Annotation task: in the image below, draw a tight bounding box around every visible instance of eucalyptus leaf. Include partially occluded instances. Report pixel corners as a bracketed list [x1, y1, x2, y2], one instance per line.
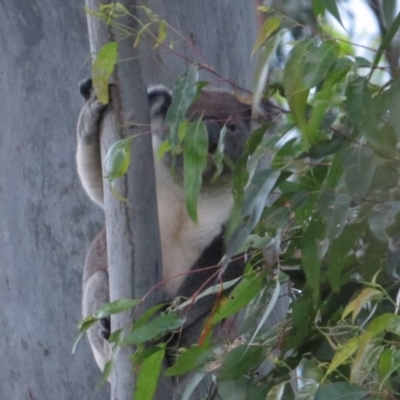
[183, 119, 208, 223]
[303, 40, 340, 89]
[301, 213, 325, 304]
[217, 344, 263, 381]
[92, 42, 118, 104]
[283, 40, 313, 142]
[219, 379, 248, 400]
[314, 382, 369, 400]
[135, 346, 165, 400]
[318, 192, 351, 240]
[253, 30, 284, 114]
[341, 146, 375, 198]
[123, 314, 185, 345]
[93, 298, 139, 319]
[165, 345, 210, 377]
[166, 65, 199, 151]
[212, 271, 263, 325]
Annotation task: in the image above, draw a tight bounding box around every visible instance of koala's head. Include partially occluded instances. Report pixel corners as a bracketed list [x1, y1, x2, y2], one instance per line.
[148, 85, 279, 183]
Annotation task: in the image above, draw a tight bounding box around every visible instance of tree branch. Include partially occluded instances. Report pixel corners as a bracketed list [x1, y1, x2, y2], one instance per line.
[83, 1, 167, 398]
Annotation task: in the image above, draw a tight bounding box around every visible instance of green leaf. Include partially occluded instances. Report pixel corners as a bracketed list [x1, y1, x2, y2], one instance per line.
[283, 40, 313, 144]
[217, 344, 264, 381]
[232, 125, 268, 204]
[132, 303, 166, 330]
[284, 290, 315, 350]
[134, 22, 152, 47]
[302, 213, 325, 304]
[322, 0, 344, 28]
[382, 0, 397, 26]
[96, 360, 113, 391]
[324, 337, 360, 379]
[388, 78, 400, 142]
[346, 77, 378, 143]
[318, 192, 351, 240]
[72, 316, 97, 353]
[226, 169, 280, 263]
[325, 57, 353, 86]
[296, 382, 319, 400]
[166, 65, 199, 151]
[93, 298, 139, 319]
[377, 348, 393, 383]
[92, 42, 118, 104]
[370, 11, 400, 78]
[252, 17, 281, 56]
[249, 279, 280, 343]
[327, 220, 367, 291]
[341, 146, 375, 198]
[303, 40, 340, 89]
[265, 382, 286, 400]
[384, 314, 400, 336]
[368, 163, 399, 202]
[314, 382, 369, 400]
[342, 288, 383, 322]
[307, 133, 346, 160]
[154, 20, 167, 48]
[361, 232, 387, 280]
[123, 314, 185, 345]
[135, 346, 165, 400]
[183, 119, 208, 223]
[104, 137, 133, 180]
[365, 313, 397, 336]
[368, 201, 400, 246]
[253, 30, 284, 113]
[212, 271, 263, 325]
[181, 373, 207, 400]
[219, 379, 248, 400]
[165, 345, 209, 376]
[311, 0, 325, 17]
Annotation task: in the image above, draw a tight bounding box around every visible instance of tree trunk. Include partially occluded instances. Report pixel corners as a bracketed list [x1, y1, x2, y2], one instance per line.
[0, 0, 109, 398]
[0, 1, 290, 399]
[84, 0, 166, 398]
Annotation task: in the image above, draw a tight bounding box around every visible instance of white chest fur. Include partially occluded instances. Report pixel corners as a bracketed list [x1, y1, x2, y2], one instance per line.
[154, 152, 233, 296]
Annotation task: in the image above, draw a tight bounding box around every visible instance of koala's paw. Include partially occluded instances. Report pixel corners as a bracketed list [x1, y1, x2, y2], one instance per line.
[98, 316, 111, 340]
[77, 79, 108, 141]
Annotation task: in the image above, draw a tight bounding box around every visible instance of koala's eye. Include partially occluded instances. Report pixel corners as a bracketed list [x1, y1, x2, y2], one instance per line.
[226, 122, 237, 132]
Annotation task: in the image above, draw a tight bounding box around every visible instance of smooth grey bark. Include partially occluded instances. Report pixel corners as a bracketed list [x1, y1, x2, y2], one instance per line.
[0, 1, 290, 399]
[0, 0, 109, 399]
[83, 1, 165, 398]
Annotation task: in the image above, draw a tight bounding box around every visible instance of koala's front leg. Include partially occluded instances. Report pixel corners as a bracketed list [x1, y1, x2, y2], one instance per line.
[76, 79, 107, 208]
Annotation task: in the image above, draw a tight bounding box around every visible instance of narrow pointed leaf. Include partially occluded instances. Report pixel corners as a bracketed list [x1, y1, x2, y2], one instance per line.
[183, 119, 208, 223]
[92, 42, 118, 104]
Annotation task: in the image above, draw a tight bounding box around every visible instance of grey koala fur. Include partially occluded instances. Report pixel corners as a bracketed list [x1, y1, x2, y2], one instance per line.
[76, 78, 278, 372]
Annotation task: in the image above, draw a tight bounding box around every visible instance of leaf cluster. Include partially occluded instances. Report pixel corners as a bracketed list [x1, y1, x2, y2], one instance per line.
[80, 1, 400, 399]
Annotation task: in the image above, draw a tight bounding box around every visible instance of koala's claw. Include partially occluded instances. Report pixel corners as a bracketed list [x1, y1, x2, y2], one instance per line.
[79, 78, 93, 100]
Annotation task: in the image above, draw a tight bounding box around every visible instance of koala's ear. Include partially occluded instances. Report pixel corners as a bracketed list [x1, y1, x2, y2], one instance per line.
[79, 79, 93, 100]
[147, 85, 172, 120]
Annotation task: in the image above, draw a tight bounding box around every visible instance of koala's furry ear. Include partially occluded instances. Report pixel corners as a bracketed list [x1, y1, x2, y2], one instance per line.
[79, 79, 93, 100]
[147, 85, 172, 119]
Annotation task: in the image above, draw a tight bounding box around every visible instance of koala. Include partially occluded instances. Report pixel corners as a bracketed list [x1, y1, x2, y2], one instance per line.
[77, 78, 278, 372]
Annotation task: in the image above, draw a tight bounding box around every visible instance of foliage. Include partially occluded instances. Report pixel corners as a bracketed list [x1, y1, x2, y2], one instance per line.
[81, 1, 400, 399]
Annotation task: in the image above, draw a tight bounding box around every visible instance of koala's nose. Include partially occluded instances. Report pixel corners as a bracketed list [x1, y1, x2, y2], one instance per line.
[205, 120, 221, 153]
